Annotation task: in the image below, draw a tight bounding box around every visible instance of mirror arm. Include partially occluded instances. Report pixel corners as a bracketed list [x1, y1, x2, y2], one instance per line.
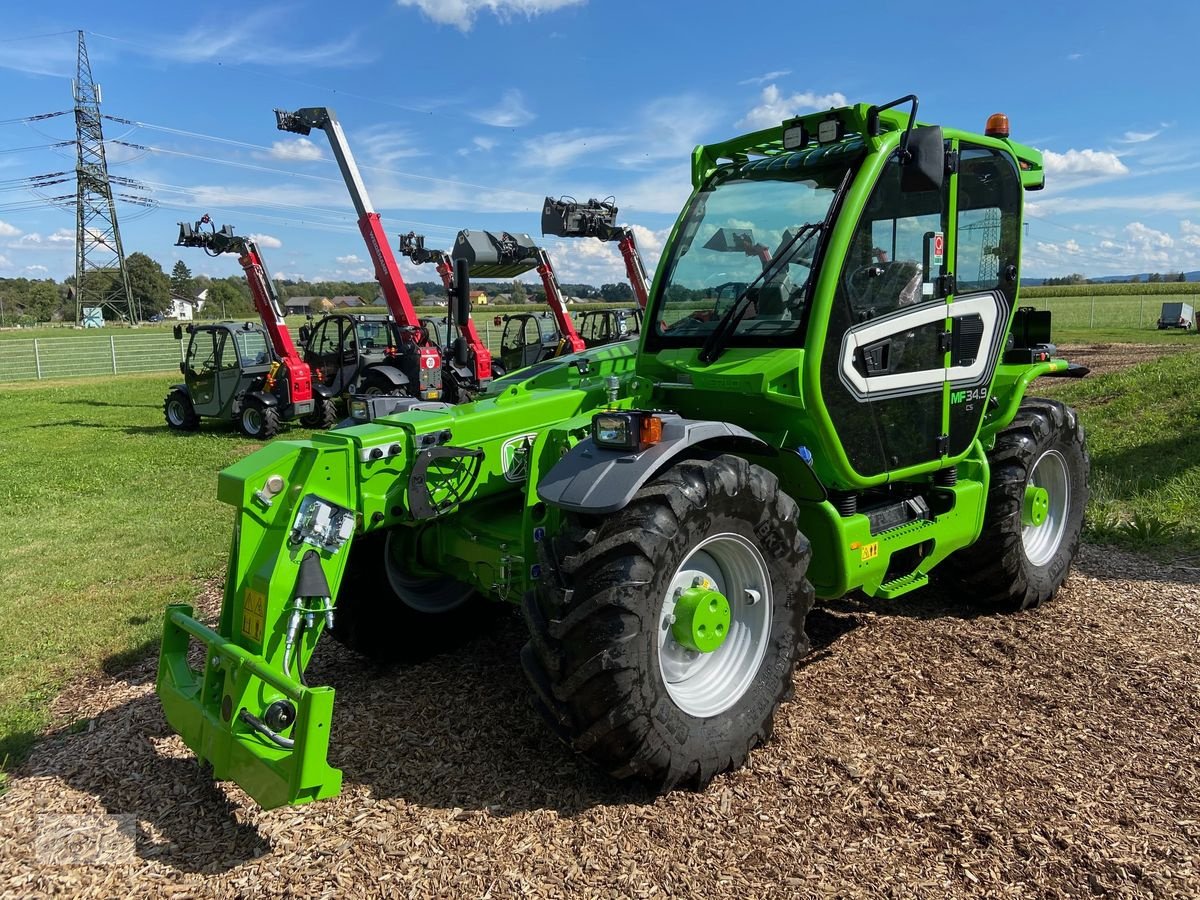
[867, 94, 920, 157]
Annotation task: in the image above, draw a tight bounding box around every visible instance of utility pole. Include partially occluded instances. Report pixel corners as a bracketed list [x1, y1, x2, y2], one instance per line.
[72, 30, 136, 325]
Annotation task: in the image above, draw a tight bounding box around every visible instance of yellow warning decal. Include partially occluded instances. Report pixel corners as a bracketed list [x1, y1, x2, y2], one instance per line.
[860, 542, 879, 562]
[242, 588, 267, 643]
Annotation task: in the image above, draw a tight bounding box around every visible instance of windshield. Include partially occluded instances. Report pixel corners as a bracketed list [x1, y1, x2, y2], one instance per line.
[653, 161, 853, 344]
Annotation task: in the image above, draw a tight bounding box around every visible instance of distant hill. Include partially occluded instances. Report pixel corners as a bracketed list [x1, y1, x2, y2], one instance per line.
[1024, 271, 1200, 285]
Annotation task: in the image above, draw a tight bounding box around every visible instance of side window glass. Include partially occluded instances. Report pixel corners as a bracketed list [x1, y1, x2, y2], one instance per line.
[216, 332, 238, 371]
[316, 320, 340, 355]
[187, 331, 218, 373]
[843, 157, 944, 319]
[956, 145, 1022, 295]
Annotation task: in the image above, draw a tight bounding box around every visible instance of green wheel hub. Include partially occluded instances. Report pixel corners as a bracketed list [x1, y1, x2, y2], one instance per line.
[671, 579, 732, 653]
[1023, 484, 1050, 527]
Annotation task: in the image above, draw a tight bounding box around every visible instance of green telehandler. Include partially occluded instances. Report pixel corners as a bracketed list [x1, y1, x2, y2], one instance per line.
[158, 97, 1090, 809]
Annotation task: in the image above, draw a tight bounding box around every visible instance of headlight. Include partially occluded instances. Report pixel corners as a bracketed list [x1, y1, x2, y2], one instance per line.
[349, 398, 369, 421]
[592, 411, 663, 452]
[291, 495, 356, 551]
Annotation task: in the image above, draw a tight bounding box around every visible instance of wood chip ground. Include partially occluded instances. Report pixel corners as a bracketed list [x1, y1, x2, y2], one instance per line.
[2, 545, 1197, 898]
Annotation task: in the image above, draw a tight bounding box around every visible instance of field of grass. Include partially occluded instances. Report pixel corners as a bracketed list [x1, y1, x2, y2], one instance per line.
[0, 374, 309, 769]
[1, 348, 1197, 780]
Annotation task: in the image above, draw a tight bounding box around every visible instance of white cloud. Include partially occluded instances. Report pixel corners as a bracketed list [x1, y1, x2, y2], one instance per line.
[523, 129, 627, 169]
[0, 254, 12, 268]
[47, 229, 73, 243]
[473, 136, 497, 152]
[0, 220, 22, 238]
[1119, 129, 1161, 144]
[1066, 52, 1083, 62]
[249, 233, 283, 248]
[1125, 221, 1173, 249]
[268, 138, 324, 162]
[1180, 219, 1200, 236]
[738, 86, 848, 130]
[353, 126, 424, 167]
[738, 70, 792, 86]
[336, 254, 362, 265]
[8, 229, 73, 250]
[1040, 148, 1129, 178]
[471, 89, 535, 128]
[152, 13, 364, 68]
[24, 264, 49, 274]
[396, 0, 586, 31]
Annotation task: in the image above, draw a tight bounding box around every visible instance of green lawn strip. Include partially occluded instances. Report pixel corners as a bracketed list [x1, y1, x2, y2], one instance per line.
[1042, 349, 1200, 554]
[0, 373, 301, 766]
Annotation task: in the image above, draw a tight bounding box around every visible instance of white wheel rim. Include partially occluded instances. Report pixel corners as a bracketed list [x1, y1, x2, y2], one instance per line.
[383, 531, 472, 614]
[167, 399, 186, 425]
[243, 407, 263, 434]
[657, 533, 772, 719]
[1023, 448, 1070, 567]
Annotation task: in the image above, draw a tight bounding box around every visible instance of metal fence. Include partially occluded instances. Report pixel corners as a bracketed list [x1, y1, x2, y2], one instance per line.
[0, 333, 183, 383]
[1020, 294, 1200, 331]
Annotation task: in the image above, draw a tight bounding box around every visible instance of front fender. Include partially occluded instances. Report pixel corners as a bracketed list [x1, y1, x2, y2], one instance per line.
[537, 417, 771, 514]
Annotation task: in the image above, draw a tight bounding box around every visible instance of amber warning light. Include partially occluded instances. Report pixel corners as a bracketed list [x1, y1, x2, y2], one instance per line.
[985, 113, 1011, 139]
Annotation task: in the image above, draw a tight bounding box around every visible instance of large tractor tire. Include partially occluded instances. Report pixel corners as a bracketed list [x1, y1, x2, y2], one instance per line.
[238, 398, 281, 440]
[941, 398, 1088, 612]
[301, 397, 338, 430]
[523, 454, 814, 790]
[329, 531, 486, 663]
[163, 389, 199, 432]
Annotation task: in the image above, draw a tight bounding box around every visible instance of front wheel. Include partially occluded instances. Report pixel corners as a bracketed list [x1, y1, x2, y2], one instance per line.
[523, 454, 814, 789]
[163, 389, 199, 431]
[300, 397, 337, 430]
[359, 370, 406, 398]
[238, 398, 281, 440]
[940, 398, 1088, 611]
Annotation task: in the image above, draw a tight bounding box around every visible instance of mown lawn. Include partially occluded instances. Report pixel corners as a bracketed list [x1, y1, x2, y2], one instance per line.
[1, 349, 1197, 778]
[0, 374, 315, 770]
[1045, 349, 1200, 554]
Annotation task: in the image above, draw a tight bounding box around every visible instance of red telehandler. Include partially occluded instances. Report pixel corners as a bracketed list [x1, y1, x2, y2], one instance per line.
[275, 106, 443, 402]
[541, 196, 650, 346]
[166, 218, 336, 438]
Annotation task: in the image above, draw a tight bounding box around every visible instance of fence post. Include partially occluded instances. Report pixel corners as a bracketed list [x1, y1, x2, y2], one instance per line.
[33, 339, 42, 379]
[110, 335, 118, 374]
[1089, 295, 1096, 329]
[1139, 296, 1144, 328]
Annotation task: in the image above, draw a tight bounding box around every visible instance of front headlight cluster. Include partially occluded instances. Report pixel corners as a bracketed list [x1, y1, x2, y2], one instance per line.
[591, 411, 664, 452]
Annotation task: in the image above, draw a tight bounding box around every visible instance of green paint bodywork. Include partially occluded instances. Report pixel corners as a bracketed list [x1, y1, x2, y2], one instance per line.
[157, 100, 1066, 809]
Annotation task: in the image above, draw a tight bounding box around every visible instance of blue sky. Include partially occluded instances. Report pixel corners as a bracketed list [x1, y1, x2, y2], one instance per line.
[1, 0, 1197, 287]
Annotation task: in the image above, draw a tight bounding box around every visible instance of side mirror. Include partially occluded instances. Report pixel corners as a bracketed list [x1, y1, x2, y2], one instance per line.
[453, 257, 472, 325]
[493, 315, 503, 327]
[179, 361, 186, 375]
[901, 126, 944, 193]
[298, 324, 311, 344]
[703, 227, 756, 253]
[172, 324, 182, 340]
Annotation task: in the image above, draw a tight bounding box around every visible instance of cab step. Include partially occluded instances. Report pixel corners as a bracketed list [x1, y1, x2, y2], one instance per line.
[875, 570, 929, 599]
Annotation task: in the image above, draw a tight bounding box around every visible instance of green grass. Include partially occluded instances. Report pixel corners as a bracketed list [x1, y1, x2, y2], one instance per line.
[1045, 349, 1200, 555]
[1025, 293, 1199, 333]
[0, 374, 302, 766]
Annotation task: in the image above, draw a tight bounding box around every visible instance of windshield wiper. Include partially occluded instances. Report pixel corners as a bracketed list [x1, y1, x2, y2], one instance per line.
[698, 222, 822, 365]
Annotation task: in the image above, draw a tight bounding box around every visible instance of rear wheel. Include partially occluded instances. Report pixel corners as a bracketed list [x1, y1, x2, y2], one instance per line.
[329, 531, 485, 663]
[238, 398, 281, 440]
[360, 370, 406, 398]
[523, 454, 814, 789]
[163, 389, 199, 431]
[300, 397, 337, 430]
[940, 398, 1088, 611]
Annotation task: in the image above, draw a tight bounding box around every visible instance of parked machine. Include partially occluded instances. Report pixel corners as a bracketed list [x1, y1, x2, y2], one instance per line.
[542, 195, 648, 347]
[159, 97, 1093, 810]
[165, 218, 334, 438]
[452, 229, 586, 369]
[397, 231, 494, 403]
[1157, 301, 1195, 330]
[275, 107, 442, 402]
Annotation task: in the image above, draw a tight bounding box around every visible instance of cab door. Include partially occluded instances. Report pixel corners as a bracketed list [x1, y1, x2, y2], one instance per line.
[306, 316, 344, 390]
[214, 330, 244, 413]
[945, 143, 1023, 456]
[819, 151, 952, 478]
[184, 329, 219, 414]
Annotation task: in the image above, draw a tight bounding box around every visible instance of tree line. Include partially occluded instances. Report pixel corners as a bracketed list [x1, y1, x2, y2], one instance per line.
[1039, 272, 1190, 286]
[0, 254, 638, 326]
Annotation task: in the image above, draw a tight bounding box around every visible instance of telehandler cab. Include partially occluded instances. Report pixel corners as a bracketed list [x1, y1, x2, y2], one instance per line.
[166, 218, 334, 438]
[159, 97, 1091, 809]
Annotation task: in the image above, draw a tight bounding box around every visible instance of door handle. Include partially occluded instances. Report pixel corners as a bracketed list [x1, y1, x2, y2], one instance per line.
[855, 339, 891, 376]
